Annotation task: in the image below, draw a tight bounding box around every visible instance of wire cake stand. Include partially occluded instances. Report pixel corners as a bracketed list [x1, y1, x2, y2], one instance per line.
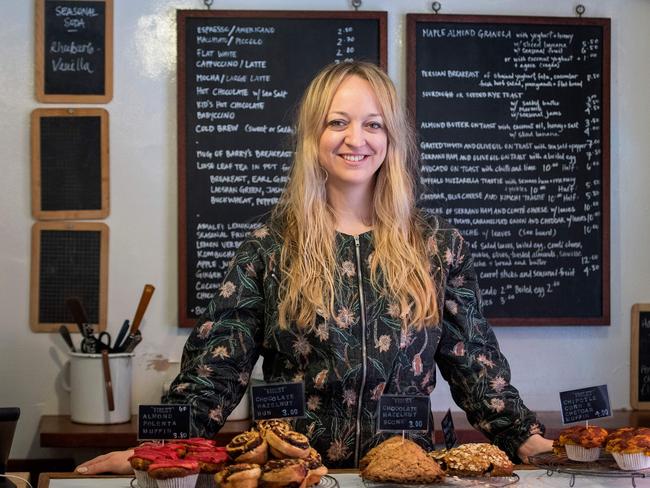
[531, 452, 650, 487]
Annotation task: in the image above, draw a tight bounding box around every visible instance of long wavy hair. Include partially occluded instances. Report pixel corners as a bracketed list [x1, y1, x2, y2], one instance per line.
[272, 61, 440, 331]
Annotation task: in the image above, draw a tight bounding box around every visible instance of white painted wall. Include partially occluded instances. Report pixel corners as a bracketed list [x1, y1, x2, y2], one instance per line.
[1, 0, 648, 460]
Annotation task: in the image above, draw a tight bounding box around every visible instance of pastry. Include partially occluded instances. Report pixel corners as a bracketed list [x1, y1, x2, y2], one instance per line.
[129, 445, 180, 488]
[260, 458, 308, 488]
[227, 430, 269, 464]
[214, 463, 262, 488]
[302, 448, 328, 486]
[429, 443, 514, 476]
[265, 428, 310, 459]
[148, 459, 200, 488]
[557, 425, 608, 462]
[606, 427, 650, 470]
[254, 419, 292, 437]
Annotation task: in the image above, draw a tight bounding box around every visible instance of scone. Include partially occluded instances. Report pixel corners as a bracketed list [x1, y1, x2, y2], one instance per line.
[361, 436, 445, 484]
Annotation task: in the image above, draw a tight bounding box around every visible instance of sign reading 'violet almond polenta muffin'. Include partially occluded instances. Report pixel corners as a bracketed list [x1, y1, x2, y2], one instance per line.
[138, 404, 191, 441]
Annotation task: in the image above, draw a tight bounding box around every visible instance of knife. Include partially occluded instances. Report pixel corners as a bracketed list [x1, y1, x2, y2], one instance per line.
[113, 319, 130, 352]
[66, 297, 97, 353]
[58, 325, 76, 352]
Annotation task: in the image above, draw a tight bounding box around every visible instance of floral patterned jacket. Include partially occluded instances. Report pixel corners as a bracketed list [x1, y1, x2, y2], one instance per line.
[165, 213, 544, 468]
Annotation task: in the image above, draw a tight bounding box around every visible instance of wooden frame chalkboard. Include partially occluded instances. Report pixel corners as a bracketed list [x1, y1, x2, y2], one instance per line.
[31, 108, 109, 220]
[30, 221, 109, 332]
[177, 10, 387, 327]
[631, 304, 650, 409]
[407, 14, 610, 326]
[35, 0, 113, 103]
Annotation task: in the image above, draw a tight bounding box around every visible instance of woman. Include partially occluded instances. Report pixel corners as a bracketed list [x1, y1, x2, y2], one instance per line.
[77, 61, 552, 474]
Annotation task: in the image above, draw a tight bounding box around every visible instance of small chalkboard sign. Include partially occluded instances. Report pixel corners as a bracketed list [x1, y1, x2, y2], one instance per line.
[138, 404, 191, 441]
[631, 304, 650, 409]
[35, 0, 113, 103]
[31, 108, 109, 220]
[440, 408, 457, 449]
[377, 395, 430, 432]
[251, 381, 305, 420]
[559, 385, 611, 424]
[30, 221, 108, 332]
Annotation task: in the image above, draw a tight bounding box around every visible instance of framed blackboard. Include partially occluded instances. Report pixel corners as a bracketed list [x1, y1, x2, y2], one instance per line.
[30, 221, 108, 332]
[35, 0, 113, 103]
[177, 10, 387, 327]
[407, 15, 610, 325]
[631, 304, 650, 409]
[31, 108, 109, 220]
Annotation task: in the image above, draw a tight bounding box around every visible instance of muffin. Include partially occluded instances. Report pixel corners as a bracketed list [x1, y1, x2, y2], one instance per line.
[129, 445, 181, 488]
[557, 425, 608, 462]
[606, 427, 650, 470]
[186, 448, 229, 488]
[148, 459, 200, 488]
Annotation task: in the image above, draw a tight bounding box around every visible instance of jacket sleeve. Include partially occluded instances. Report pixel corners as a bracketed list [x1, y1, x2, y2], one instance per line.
[164, 237, 266, 437]
[433, 229, 545, 461]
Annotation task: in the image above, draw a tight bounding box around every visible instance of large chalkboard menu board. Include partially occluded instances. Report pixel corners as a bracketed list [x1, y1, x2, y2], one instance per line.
[35, 0, 113, 103]
[407, 15, 610, 325]
[631, 304, 650, 409]
[178, 10, 386, 326]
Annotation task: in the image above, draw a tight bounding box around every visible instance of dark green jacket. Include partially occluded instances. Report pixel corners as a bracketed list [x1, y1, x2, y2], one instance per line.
[166, 213, 544, 468]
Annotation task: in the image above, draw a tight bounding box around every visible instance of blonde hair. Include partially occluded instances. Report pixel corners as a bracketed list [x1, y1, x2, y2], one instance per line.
[272, 61, 440, 331]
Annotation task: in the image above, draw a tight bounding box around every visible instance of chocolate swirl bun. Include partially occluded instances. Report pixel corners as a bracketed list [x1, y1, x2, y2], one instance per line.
[227, 430, 268, 464]
[303, 448, 328, 486]
[266, 428, 310, 459]
[254, 419, 292, 437]
[215, 463, 261, 488]
[260, 458, 308, 488]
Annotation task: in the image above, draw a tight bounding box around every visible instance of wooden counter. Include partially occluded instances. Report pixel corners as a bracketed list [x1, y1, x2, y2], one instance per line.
[39, 410, 650, 448]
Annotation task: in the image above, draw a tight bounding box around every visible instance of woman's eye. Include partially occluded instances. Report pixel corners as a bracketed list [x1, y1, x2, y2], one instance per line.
[327, 119, 346, 127]
[367, 121, 383, 130]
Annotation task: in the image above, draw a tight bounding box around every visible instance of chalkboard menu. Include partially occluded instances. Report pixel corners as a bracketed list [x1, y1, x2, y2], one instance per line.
[35, 0, 113, 103]
[559, 384, 611, 424]
[178, 10, 387, 326]
[30, 221, 108, 332]
[407, 15, 610, 325]
[631, 304, 650, 409]
[31, 108, 109, 220]
[138, 404, 191, 441]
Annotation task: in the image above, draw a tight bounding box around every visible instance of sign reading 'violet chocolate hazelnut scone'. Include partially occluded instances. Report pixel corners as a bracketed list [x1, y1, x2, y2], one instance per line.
[251, 381, 305, 420]
[377, 394, 430, 432]
[138, 404, 191, 440]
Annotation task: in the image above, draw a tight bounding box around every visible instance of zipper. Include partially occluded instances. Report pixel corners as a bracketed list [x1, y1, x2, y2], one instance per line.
[353, 235, 368, 466]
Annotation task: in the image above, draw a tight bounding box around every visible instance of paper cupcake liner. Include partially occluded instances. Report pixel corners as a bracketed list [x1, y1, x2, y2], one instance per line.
[612, 452, 650, 471]
[195, 473, 217, 488]
[133, 469, 158, 488]
[155, 473, 199, 488]
[565, 444, 601, 462]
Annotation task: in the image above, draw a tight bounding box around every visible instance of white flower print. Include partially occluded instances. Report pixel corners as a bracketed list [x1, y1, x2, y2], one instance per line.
[489, 398, 505, 413]
[197, 364, 213, 378]
[427, 235, 437, 254]
[400, 328, 413, 349]
[245, 262, 256, 277]
[449, 275, 466, 288]
[445, 299, 459, 315]
[529, 423, 543, 436]
[327, 439, 350, 462]
[197, 321, 214, 339]
[314, 323, 329, 342]
[174, 382, 190, 393]
[252, 226, 269, 239]
[387, 302, 401, 318]
[211, 346, 229, 359]
[444, 248, 454, 265]
[490, 376, 507, 393]
[314, 369, 328, 389]
[476, 354, 496, 368]
[375, 334, 391, 353]
[209, 406, 223, 422]
[452, 341, 465, 357]
[292, 372, 305, 382]
[341, 260, 355, 277]
[293, 336, 312, 357]
[307, 395, 321, 411]
[219, 281, 236, 298]
[238, 371, 250, 386]
[342, 389, 357, 408]
[371, 382, 386, 401]
[335, 308, 355, 329]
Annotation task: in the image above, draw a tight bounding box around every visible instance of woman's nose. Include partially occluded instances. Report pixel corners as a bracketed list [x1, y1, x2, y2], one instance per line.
[344, 124, 365, 147]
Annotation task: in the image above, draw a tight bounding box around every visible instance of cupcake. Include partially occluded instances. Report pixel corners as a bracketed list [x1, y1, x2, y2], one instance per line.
[557, 425, 608, 462]
[606, 427, 650, 470]
[129, 445, 181, 488]
[148, 459, 200, 488]
[186, 448, 229, 488]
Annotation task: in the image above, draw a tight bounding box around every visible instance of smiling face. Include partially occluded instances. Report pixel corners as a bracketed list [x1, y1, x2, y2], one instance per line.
[318, 75, 388, 196]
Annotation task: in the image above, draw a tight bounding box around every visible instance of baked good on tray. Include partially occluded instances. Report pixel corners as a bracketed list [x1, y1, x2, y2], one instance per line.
[227, 430, 269, 464]
[606, 427, 650, 470]
[556, 425, 608, 462]
[429, 443, 514, 476]
[260, 458, 308, 488]
[360, 436, 445, 484]
[148, 459, 200, 488]
[214, 463, 262, 488]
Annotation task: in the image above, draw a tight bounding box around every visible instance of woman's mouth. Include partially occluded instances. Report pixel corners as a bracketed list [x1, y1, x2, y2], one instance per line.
[339, 154, 369, 163]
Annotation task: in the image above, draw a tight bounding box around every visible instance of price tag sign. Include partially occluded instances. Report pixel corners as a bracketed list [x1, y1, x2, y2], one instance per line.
[377, 395, 430, 432]
[440, 409, 457, 449]
[251, 381, 305, 420]
[138, 404, 191, 440]
[560, 384, 611, 424]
